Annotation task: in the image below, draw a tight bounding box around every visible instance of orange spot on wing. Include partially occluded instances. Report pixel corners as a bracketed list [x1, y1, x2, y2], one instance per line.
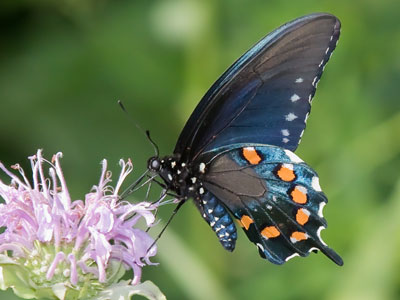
[296, 208, 310, 225]
[291, 186, 308, 204]
[242, 147, 262, 165]
[277, 165, 296, 181]
[291, 231, 308, 242]
[261, 226, 280, 239]
[240, 215, 254, 230]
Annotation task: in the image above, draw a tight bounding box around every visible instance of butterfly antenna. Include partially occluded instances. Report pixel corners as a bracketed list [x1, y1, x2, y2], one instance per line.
[146, 199, 185, 254]
[118, 100, 160, 157]
[145, 130, 159, 157]
[118, 100, 147, 136]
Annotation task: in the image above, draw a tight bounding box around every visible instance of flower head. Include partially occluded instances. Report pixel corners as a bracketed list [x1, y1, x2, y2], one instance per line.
[0, 150, 164, 299]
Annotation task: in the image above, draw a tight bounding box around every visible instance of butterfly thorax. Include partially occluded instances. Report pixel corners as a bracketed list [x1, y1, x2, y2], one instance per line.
[148, 155, 206, 200]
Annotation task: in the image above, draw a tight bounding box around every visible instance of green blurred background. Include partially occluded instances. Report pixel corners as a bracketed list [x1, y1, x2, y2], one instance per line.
[1, 0, 400, 299]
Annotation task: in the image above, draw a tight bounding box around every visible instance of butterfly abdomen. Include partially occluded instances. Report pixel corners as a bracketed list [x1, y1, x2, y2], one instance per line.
[196, 191, 237, 251]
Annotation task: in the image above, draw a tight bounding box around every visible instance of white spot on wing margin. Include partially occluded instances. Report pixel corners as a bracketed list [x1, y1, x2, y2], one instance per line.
[312, 176, 322, 191]
[284, 149, 303, 163]
[318, 202, 326, 218]
[317, 226, 327, 246]
[285, 253, 300, 262]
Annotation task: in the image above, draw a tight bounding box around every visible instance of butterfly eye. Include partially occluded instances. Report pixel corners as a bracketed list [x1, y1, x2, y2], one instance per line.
[148, 157, 161, 171]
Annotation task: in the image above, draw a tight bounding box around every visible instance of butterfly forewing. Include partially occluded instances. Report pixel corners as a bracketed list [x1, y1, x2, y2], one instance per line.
[200, 145, 343, 265]
[175, 13, 340, 161]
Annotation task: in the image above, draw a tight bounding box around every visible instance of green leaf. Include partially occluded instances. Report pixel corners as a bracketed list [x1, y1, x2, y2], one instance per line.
[0, 255, 38, 299]
[93, 280, 166, 300]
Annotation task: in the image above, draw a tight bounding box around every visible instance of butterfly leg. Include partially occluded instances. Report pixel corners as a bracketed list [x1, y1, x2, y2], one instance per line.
[146, 199, 186, 254]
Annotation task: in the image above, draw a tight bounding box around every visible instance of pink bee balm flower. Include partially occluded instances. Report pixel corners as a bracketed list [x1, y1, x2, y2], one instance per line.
[0, 150, 165, 300]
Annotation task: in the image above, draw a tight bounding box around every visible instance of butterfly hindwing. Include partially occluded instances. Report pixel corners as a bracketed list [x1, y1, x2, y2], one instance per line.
[200, 144, 343, 265]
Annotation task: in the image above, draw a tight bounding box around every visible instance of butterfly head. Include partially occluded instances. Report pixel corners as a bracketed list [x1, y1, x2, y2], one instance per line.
[147, 155, 179, 187]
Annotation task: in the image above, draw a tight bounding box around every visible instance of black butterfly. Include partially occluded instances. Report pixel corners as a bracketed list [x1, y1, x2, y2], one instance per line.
[147, 13, 343, 265]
